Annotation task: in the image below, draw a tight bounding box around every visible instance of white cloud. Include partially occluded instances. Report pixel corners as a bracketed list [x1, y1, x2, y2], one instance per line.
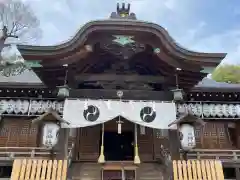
[181, 28, 240, 64]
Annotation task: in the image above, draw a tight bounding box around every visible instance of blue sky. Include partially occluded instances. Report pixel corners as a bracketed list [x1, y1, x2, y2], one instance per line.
[1, 0, 240, 83]
[20, 0, 240, 65]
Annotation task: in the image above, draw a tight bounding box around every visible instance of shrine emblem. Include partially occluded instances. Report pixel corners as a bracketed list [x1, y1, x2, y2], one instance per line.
[42, 123, 60, 148]
[140, 106, 156, 123]
[83, 105, 100, 122]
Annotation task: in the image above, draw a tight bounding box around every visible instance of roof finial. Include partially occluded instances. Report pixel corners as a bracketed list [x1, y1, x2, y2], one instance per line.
[110, 3, 136, 20]
[117, 3, 130, 17]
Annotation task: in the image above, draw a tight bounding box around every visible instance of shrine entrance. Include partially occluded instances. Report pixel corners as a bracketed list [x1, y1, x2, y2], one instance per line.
[104, 131, 134, 161]
[103, 118, 134, 161]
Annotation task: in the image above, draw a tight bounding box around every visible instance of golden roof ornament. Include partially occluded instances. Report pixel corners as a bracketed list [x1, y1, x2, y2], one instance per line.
[110, 3, 137, 20]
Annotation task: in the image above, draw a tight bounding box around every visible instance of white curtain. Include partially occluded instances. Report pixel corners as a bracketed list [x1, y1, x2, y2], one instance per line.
[62, 99, 177, 129]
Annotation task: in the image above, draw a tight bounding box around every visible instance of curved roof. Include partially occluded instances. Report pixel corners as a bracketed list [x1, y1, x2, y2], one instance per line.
[17, 19, 226, 62]
[12, 4, 228, 89]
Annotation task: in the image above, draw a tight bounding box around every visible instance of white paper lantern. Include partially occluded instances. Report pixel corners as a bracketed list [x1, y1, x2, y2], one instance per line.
[179, 124, 196, 151]
[172, 89, 184, 101]
[57, 85, 70, 98]
[42, 123, 60, 148]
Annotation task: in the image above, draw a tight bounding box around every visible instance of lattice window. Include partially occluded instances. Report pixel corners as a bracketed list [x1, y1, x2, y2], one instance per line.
[0, 127, 9, 137]
[194, 126, 202, 148]
[29, 127, 37, 134]
[20, 128, 28, 135]
[217, 123, 229, 149]
[155, 129, 168, 139]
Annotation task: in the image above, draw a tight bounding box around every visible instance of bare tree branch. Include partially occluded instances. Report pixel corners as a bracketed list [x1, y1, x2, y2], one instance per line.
[0, 0, 42, 45]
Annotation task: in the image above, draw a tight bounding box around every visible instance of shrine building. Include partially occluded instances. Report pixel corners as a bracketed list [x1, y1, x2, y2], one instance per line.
[0, 3, 240, 180]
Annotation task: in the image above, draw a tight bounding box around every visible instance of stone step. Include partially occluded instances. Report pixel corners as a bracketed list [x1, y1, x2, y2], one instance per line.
[68, 162, 168, 180]
[137, 163, 165, 180]
[68, 162, 101, 180]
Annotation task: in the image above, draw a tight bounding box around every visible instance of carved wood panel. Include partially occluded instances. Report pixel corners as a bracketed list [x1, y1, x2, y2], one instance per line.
[0, 118, 38, 147]
[195, 122, 231, 149]
[138, 127, 154, 161]
[75, 125, 100, 161]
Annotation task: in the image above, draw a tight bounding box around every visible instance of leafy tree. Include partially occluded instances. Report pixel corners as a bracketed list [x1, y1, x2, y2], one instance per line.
[0, 0, 42, 44]
[211, 64, 240, 84]
[0, 0, 41, 75]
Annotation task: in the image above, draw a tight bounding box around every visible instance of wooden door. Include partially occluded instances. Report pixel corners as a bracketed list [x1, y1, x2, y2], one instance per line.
[153, 129, 169, 160]
[75, 125, 100, 161]
[138, 127, 154, 162]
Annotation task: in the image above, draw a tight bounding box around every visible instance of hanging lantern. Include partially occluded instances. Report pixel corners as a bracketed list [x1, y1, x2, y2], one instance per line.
[57, 85, 70, 98]
[172, 88, 184, 101]
[172, 68, 184, 101]
[179, 123, 196, 151]
[42, 123, 60, 148]
[57, 64, 69, 98]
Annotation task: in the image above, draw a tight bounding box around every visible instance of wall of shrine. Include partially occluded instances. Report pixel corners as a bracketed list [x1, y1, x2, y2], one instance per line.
[194, 122, 234, 149]
[0, 118, 38, 147]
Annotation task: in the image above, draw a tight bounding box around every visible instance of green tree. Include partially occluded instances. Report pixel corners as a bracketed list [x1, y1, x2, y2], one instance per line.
[211, 65, 240, 83]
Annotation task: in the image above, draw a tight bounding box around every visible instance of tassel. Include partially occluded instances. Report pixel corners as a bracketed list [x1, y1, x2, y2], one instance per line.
[98, 123, 105, 164]
[134, 124, 141, 164]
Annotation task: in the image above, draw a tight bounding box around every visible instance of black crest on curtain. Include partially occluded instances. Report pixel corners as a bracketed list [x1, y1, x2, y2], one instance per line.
[83, 105, 100, 121]
[140, 106, 156, 123]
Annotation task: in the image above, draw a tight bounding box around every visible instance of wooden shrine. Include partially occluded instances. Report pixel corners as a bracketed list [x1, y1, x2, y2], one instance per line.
[0, 2, 238, 180]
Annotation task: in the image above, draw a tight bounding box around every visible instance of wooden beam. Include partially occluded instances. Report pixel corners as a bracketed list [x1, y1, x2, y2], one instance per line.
[73, 74, 166, 83]
[69, 89, 173, 101]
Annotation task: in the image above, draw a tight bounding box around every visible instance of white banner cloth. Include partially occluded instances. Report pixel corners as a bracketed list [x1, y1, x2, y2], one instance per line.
[62, 99, 176, 129]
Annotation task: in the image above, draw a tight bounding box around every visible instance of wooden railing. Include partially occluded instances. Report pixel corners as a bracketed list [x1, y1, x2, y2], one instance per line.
[0, 146, 75, 161]
[182, 149, 240, 162]
[10, 159, 68, 180]
[158, 145, 173, 180]
[173, 160, 224, 180]
[0, 147, 55, 160]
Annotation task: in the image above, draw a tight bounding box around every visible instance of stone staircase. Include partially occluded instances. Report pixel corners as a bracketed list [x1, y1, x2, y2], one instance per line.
[68, 162, 102, 180]
[137, 163, 166, 180]
[68, 162, 168, 180]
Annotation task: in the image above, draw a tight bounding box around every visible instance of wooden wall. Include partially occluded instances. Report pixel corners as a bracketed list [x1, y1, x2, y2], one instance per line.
[0, 118, 38, 147]
[138, 127, 154, 161]
[194, 122, 232, 149]
[74, 125, 100, 161]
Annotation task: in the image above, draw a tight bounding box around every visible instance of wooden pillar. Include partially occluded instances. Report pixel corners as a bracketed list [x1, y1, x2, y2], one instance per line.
[236, 168, 240, 180]
[56, 128, 69, 159]
[168, 129, 180, 160]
